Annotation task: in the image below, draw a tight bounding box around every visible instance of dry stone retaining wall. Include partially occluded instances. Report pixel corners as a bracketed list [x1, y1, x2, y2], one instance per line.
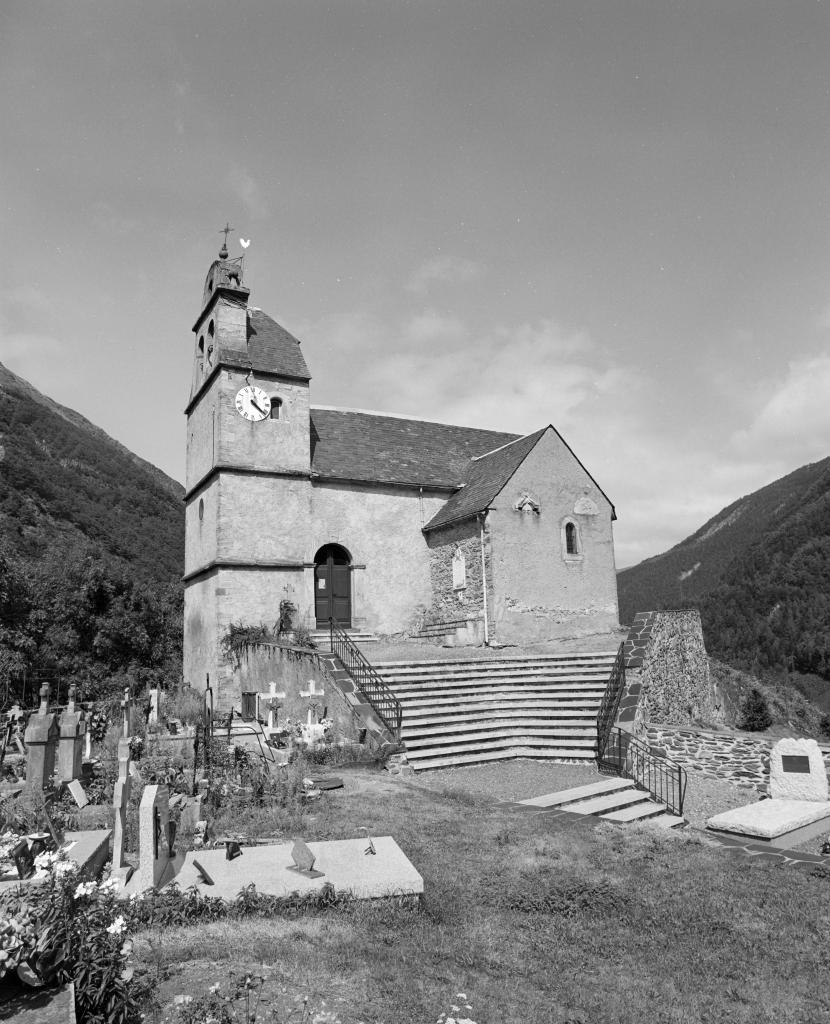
[644, 723, 830, 793]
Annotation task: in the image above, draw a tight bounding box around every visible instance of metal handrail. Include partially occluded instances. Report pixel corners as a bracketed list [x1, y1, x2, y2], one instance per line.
[598, 727, 687, 816]
[328, 618, 402, 741]
[595, 643, 626, 759]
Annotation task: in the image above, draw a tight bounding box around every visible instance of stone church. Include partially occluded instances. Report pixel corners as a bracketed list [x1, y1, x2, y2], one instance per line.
[183, 248, 620, 689]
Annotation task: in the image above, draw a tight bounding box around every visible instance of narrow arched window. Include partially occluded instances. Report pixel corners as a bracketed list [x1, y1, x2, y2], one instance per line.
[565, 522, 578, 555]
[270, 397, 283, 420]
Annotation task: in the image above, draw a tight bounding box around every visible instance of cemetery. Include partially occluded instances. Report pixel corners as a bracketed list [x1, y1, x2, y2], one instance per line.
[2, 616, 830, 1022]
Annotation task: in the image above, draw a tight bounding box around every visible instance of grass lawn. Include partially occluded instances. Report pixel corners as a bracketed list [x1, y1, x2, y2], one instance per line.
[136, 767, 830, 1024]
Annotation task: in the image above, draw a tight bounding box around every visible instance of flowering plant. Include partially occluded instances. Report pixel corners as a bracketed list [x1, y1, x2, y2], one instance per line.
[0, 858, 145, 1023]
[88, 708, 110, 744]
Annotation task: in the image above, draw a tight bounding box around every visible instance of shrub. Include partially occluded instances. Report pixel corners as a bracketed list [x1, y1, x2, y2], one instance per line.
[820, 714, 830, 740]
[740, 688, 773, 731]
[0, 854, 147, 1023]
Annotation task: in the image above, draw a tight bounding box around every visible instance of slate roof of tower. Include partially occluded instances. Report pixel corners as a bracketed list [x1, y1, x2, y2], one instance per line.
[423, 428, 548, 531]
[216, 309, 310, 381]
[309, 408, 521, 489]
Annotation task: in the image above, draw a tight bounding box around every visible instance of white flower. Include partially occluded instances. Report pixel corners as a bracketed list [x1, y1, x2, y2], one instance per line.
[106, 916, 126, 936]
[53, 860, 75, 876]
[98, 877, 120, 892]
[209, 983, 221, 993]
[74, 881, 96, 898]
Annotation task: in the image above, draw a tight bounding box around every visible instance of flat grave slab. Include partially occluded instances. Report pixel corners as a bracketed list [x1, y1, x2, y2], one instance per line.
[707, 798, 830, 848]
[172, 836, 423, 901]
[0, 829, 111, 893]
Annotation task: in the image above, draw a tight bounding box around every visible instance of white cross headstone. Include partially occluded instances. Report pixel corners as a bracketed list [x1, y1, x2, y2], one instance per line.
[299, 679, 323, 699]
[258, 681, 286, 733]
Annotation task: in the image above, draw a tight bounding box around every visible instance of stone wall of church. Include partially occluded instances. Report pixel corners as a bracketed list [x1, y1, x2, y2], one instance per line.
[309, 482, 448, 635]
[184, 477, 219, 574]
[186, 377, 219, 490]
[425, 519, 490, 637]
[183, 573, 219, 692]
[216, 474, 311, 564]
[217, 371, 311, 475]
[488, 429, 619, 643]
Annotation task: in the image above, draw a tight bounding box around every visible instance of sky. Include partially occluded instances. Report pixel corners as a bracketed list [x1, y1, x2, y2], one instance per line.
[1, 1, 828, 569]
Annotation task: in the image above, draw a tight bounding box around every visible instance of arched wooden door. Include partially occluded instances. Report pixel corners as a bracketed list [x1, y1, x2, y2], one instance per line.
[314, 544, 352, 628]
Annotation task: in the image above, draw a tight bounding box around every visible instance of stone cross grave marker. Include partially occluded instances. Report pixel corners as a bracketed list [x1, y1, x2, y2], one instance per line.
[58, 684, 86, 784]
[300, 679, 323, 700]
[769, 738, 829, 801]
[289, 837, 325, 878]
[111, 735, 133, 885]
[135, 784, 174, 892]
[258, 681, 286, 733]
[121, 688, 133, 739]
[24, 683, 59, 792]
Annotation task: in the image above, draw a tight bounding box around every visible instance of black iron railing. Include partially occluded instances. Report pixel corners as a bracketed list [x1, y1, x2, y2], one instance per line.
[329, 618, 402, 741]
[598, 727, 687, 817]
[595, 643, 627, 759]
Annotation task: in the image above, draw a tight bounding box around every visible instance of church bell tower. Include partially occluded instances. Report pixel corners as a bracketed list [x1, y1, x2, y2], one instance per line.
[182, 232, 313, 705]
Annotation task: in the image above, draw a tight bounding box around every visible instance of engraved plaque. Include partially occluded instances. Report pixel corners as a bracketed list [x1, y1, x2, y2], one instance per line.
[781, 755, 811, 774]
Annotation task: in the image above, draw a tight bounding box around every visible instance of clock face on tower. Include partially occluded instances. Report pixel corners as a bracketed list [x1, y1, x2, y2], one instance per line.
[235, 385, 271, 422]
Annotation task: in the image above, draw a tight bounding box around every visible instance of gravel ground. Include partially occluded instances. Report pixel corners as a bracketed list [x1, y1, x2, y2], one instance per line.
[408, 758, 766, 833]
[408, 759, 605, 802]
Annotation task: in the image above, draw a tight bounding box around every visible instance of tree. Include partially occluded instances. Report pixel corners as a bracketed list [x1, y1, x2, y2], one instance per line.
[740, 688, 773, 731]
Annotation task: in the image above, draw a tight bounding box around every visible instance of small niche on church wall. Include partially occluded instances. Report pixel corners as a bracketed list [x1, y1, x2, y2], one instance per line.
[452, 549, 467, 591]
[269, 397, 283, 421]
[198, 498, 204, 523]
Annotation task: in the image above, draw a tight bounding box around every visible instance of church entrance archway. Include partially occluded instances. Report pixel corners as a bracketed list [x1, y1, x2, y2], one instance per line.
[314, 544, 352, 628]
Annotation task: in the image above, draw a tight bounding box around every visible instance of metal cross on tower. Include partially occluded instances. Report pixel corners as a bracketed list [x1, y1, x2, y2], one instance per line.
[218, 222, 234, 258]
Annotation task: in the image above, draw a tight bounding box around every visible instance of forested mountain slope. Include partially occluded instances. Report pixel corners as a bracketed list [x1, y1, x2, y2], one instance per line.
[618, 456, 830, 694]
[0, 362, 184, 702]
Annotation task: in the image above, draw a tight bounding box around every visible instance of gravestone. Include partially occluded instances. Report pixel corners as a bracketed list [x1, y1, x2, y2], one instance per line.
[769, 738, 829, 801]
[148, 688, 159, 727]
[288, 837, 324, 878]
[67, 779, 89, 808]
[57, 685, 86, 783]
[135, 785, 174, 892]
[258, 681, 286, 734]
[11, 838, 35, 880]
[24, 684, 59, 792]
[110, 739, 133, 886]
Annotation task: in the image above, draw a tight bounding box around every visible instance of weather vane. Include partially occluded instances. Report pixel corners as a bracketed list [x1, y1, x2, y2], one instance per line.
[218, 222, 234, 258]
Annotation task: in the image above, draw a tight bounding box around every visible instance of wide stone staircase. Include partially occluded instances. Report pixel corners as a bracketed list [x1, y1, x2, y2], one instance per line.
[374, 651, 618, 771]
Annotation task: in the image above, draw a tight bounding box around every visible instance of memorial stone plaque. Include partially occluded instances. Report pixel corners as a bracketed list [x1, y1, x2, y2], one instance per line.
[781, 755, 811, 774]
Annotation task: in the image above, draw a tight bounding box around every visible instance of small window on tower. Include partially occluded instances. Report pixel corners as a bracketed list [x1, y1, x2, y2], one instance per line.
[198, 336, 204, 354]
[208, 320, 215, 337]
[270, 398, 283, 420]
[198, 498, 204, 522]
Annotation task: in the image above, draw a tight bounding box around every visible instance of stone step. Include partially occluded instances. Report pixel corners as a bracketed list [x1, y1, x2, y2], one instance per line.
[402, 706, 598, 726]
[600, 800, 668, 823]
[404, 733, 596, 758]
[560, 789, 651, 815]
[402, 720, 596, 741]
[519, 777, 634, 808]
[380, 663, 614, 679]
[374, 653, 618, 671]
[388, 679, 609, 696]
[643, 813, 686, 829]
[393, 686, 608, 703]
[407, 745, 598, 771]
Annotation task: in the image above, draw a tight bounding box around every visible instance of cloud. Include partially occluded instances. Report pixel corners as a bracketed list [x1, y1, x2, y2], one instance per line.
[229, 164, 270, 220]
[731, 354, 830, 467]
[407, 255, 484, 293]
[293, 304, 830, 570]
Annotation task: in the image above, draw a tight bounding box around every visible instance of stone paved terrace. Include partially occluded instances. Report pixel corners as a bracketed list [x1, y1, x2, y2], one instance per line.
[361, 629, 627, 662]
